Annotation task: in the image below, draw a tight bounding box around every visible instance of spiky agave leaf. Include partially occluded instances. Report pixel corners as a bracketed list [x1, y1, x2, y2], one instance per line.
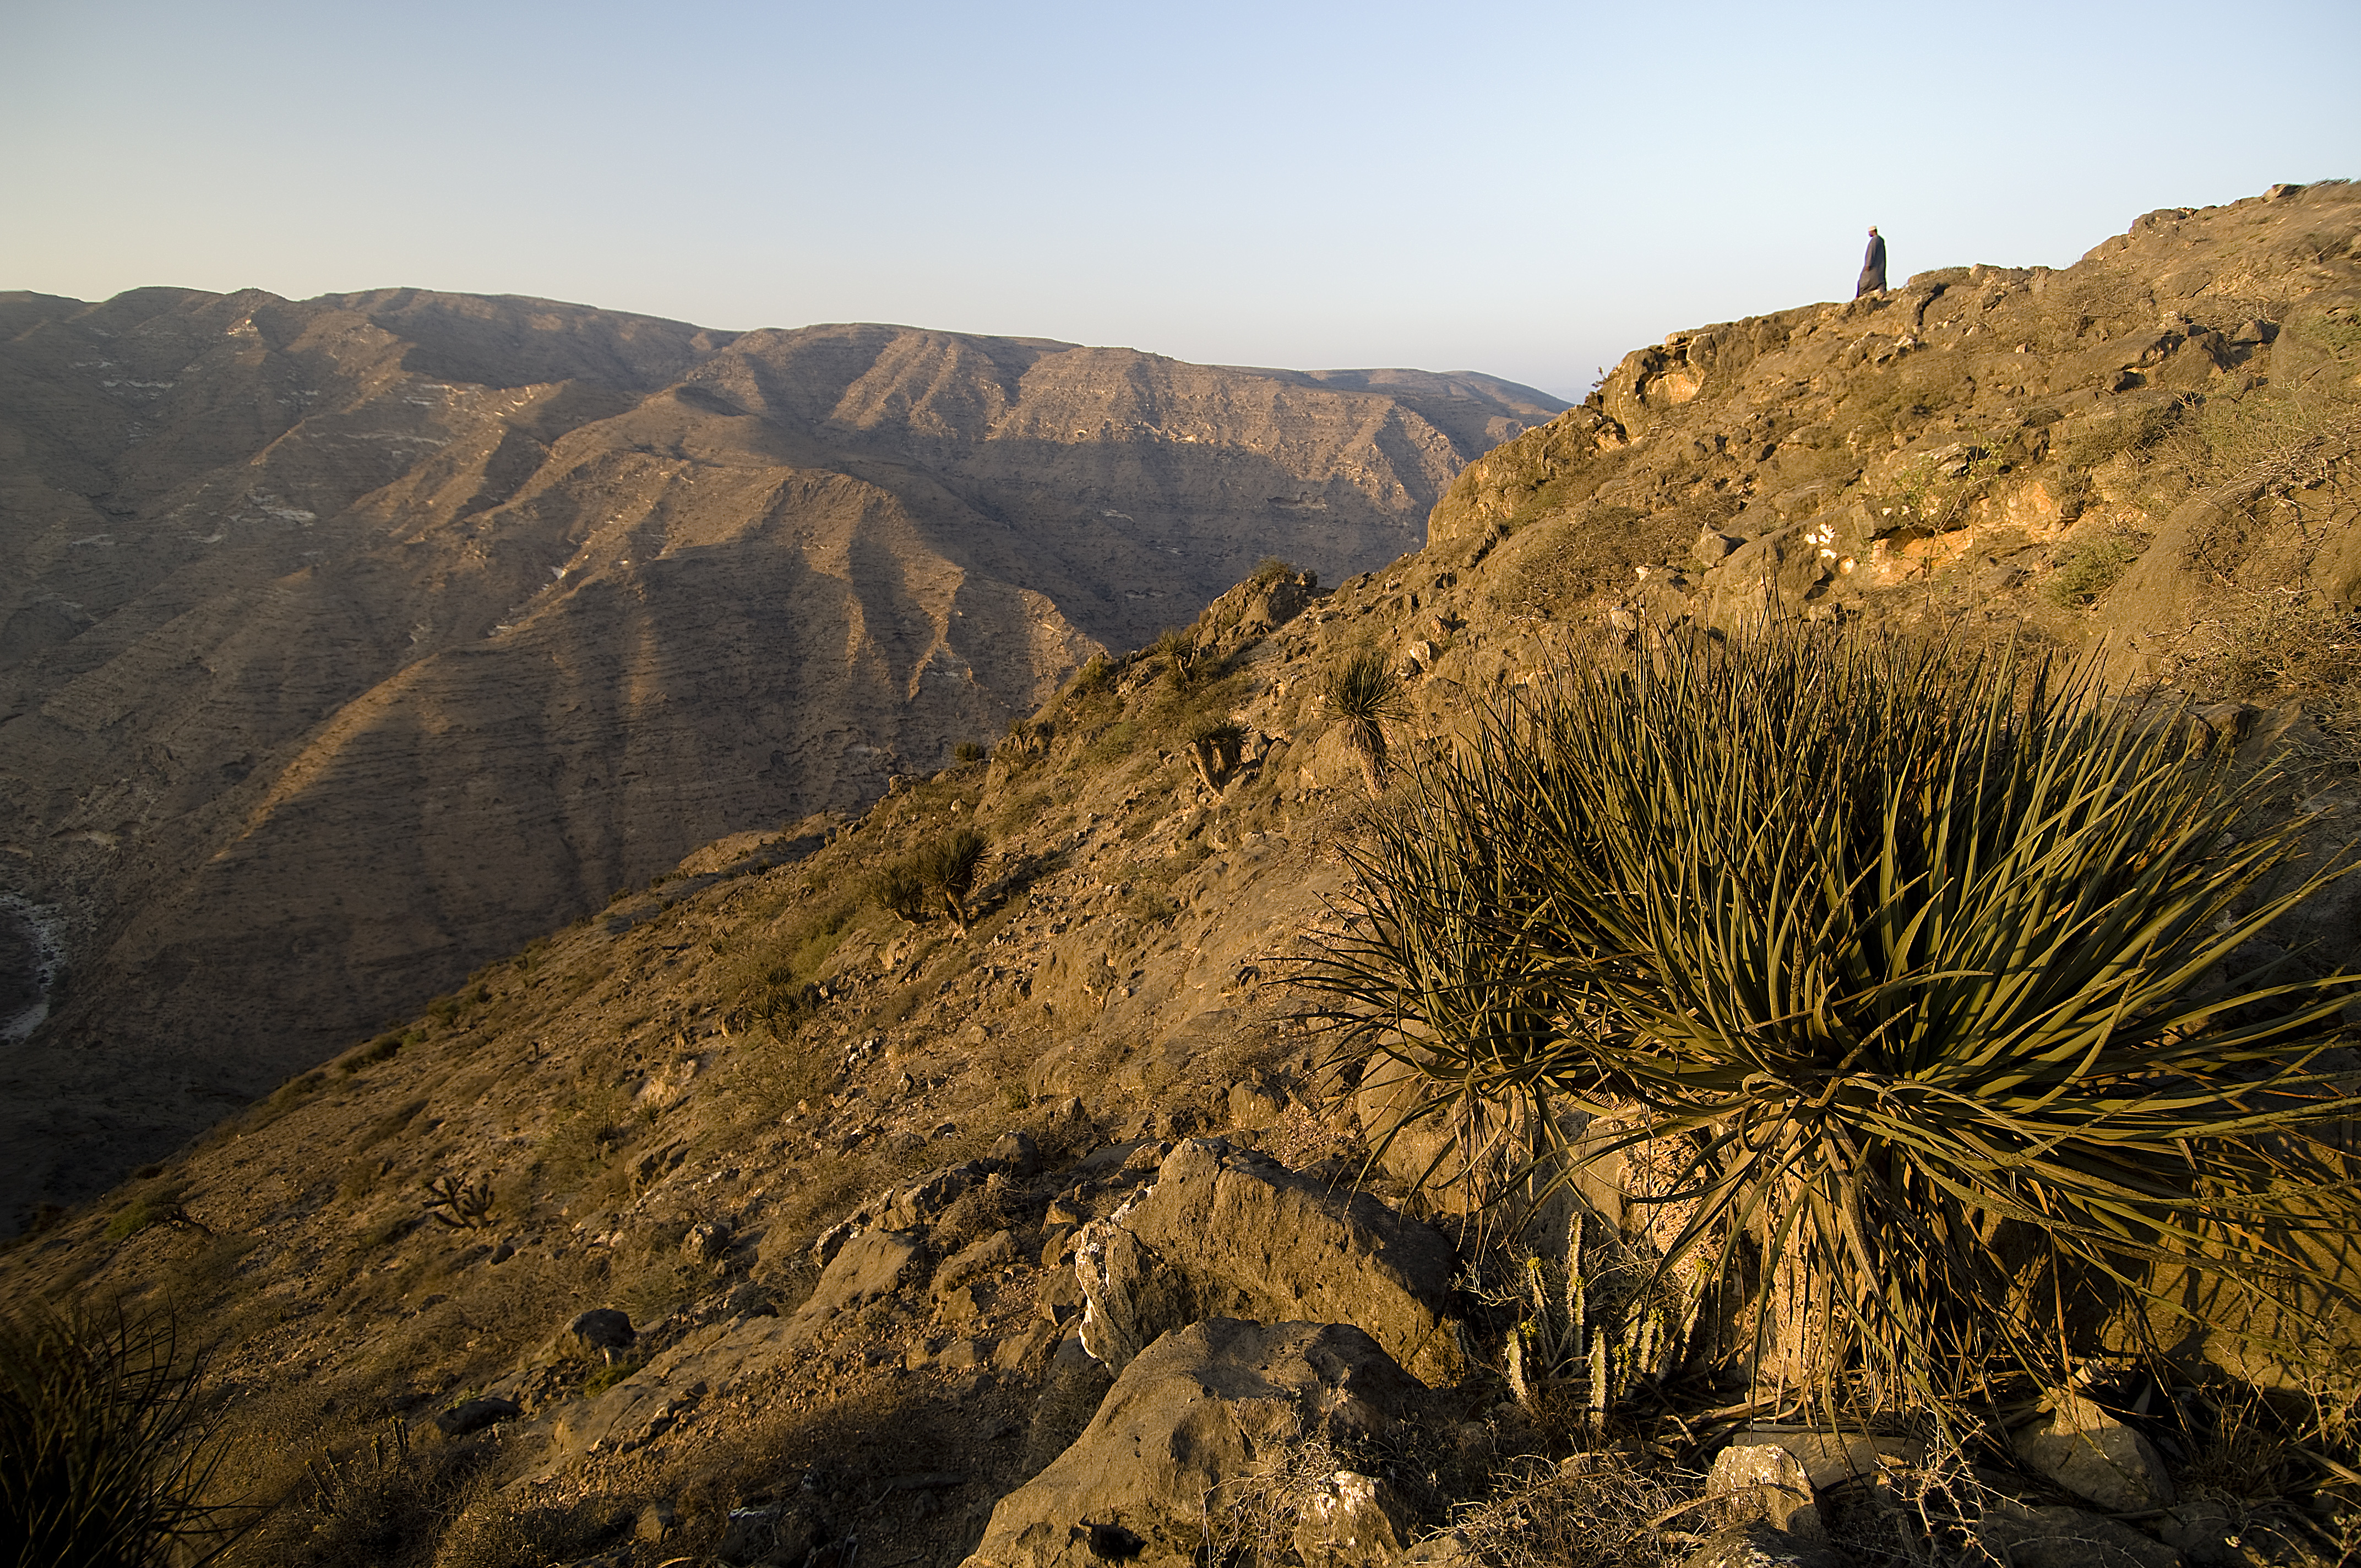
[0, 1303, 249, 1568]
[1323, 650, 1412, 796]
[917, 827, 989, 926]
[1301, 621, 2361, 1416]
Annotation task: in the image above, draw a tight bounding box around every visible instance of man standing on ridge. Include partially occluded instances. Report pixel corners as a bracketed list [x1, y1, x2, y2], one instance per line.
[1857, 226, 1887, 296]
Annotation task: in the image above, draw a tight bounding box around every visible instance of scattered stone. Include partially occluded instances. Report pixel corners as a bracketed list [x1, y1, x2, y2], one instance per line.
[1228, 1081, 1286, 1128]
[433, 1395, 521, 1437]
[964, 1319, 1424, 1568]
[681, 1219, 732, 1265]
[935, 1228, 1021, 1297]
[989, 1130, 1042, 1177]
[1074, 1139, 1463, 1386]
[937, 1337, 989, 1371]
[2015, 1395, 2177, 1513]
[993, 1321, 1060, 1373]
[1677, 1521, 1845, 1568]
[568, 1308, 635, 1362]
[1978, 1499, 2182, 1568]
[716, 1500, 824, 1565]
[634, 1499, 677, 1544]
[543, 1229, 922, 1467]
[1706, 1440, 1822, 1538]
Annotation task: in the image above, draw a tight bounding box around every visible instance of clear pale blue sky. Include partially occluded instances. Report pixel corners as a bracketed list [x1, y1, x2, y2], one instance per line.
[6, 1, 2356, 401]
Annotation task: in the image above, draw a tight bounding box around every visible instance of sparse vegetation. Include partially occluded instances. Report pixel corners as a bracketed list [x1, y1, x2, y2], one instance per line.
[866, 858, 931, 923]
[1152, 625, 1212, 691]
[2042, 526, 2148, 606]
[914, 827, 989, 928]
[1185, 717, 1248, 790]
[421, 1173, 496, 1231]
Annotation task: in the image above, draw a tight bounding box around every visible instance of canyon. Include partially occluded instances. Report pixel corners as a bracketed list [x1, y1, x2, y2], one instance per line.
[0, 290, 1558, 1217]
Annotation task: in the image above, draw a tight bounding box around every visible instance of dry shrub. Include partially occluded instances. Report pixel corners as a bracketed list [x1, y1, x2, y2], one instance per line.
[1438, 1453, 1693, 1568]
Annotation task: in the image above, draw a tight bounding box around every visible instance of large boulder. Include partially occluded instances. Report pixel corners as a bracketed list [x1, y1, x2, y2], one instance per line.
[1074, 1139, 1463, 1386]
[2014, 1395, 2177, 1513]
[1977, 1499, 2182, 1568]
[961, 1319, 1425, 1568]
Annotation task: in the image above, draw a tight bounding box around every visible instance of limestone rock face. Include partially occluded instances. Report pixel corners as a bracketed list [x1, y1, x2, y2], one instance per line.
[0, 290, 1560, 1219]
[960, 1317, 1424, 1568]
[1073, 1137, 1463, 1385]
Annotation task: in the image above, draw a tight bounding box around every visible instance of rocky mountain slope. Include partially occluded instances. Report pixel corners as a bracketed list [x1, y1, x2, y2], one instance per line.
[0, 291, 1560, 1218]
[1433, 181, 2360, 734]
[3, 183, 2358, 1568]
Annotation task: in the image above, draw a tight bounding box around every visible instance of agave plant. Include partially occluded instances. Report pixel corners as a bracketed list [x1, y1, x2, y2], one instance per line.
[866, 859, 931, 923]
[1187, 717, 1249, 791]
[1153, 626, 1211, 691]
[1301, 622, 2361, 1414]
[1323, 649, 1411, 797]
[0, 1303, 248, 1567]
[916, 827, 989, 928]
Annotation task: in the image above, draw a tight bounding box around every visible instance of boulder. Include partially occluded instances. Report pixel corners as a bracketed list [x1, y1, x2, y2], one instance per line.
[1705, 1440, 1821, 1538]
[681, 1220, 732, 1265]
[1677, 1521, 1845, 1568]
[935, 1228, 1021, 1299]
[989, 1130, 1042, 1178]
[1073, 1139, 1462, 1386]
[1978, 1499, 2182, 1568]
[2014, 1395, 2177, 1513]
[433, 1395, 521, 1437]
[633, 1500, 677, 1543]
[1718, 1428, 1923, 1493]
[567, 1307, 635, 1362]
[961, 1319, 1424, 1568]
[1288, 1468, 1417, 1564]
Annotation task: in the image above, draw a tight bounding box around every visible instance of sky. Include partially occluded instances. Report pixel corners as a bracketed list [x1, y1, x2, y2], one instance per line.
[4, 1, 2357, 402]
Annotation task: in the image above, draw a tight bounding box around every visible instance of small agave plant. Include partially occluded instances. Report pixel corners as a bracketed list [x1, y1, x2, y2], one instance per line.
[1322, 649, 1410, 797]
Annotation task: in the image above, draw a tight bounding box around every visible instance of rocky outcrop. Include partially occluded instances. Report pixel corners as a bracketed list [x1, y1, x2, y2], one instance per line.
[961, 1318, 1426, 1568]
[1073, 1137, 1464, 1386]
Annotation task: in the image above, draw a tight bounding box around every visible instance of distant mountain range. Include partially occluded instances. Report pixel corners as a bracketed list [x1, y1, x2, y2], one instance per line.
[0, 286, 1561, 1215]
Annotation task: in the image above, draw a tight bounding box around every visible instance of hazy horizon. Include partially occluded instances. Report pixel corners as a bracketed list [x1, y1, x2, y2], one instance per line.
[7, 0, 2357, 402]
